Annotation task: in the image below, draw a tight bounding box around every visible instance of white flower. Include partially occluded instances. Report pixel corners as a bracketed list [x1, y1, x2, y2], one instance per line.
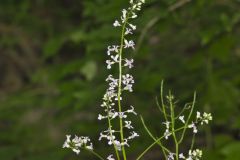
[114, 140, 122, 151]
[124, 121, 133, 129]
[188, 122, 198, 133]
[63, 135, 93, 155]
[124, 59, 134, 68]
[72, 148, 80, 154]
[122, 74, 134, 92]
[108, 109, 118, 119]
[113, 20, 121, 27]
[106, 54, 120, 69]
[179, 153, 185, 159]
[119, 112, 127, 118]
[196, 111, 201, 119]
[124, 84, 133, 92]
[107, 154, 115, 160]
[188, 149, 202, 159]
[99, 132, 107, 141]
[129, 23, 136, 30]
[100, 101, 107, 108]
[114, 96, 122, 101]
[128, 131, 139, 139]
[179, 116, 185, 123]
[107, 76, 118, 90]
[121, 9, 128, 22]
[124, 39, 135, 49]
[121, 139, 130, 147]
[202, 112, 213, 125]
[126, 105, 137, 115]
[163, 121, 170, 129]
[122, 74, 134, 84]
[104, 89, 117, 101]
[106, 74, 113, 81]
[99, 129, 119, 147]
[107, 45, 119, 55]
[131, 13, 138, 18]
[164, 129, 171, 139]
[196, 112, 213, 125]
[106, 60, 114, 69]
[63, 135, 71, 148]
[111, 54, 119, 62]
[125, 28, 133, 35]
[167, 152, 175, 160]
[86, 143, 93, 150]
[98, 114, 107, 120]
[130, 0, 145, 11]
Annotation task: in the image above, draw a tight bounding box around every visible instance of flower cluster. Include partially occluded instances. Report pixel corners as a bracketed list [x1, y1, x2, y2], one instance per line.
[106, 0, 145, 69]
[163, 112, 213, 136]
[188, 112, 213, 133]
[62, 135, 93, 154]
[196, 112, 213, 125]
[163, 121, 171, 139]
[167, 149, 203, 160]
[166, 145, 203, 160]
[177, 149, 203, 160]
[99, 0, 145, 157]
[157, 91, 213, 160]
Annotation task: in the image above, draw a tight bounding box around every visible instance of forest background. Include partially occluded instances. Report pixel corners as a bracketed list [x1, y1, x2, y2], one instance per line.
[0, 0, 240, 159]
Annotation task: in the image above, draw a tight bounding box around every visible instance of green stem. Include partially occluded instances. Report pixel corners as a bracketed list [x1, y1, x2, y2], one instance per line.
[190, 134, 196, 150]
[84, 148, 105, 160]
[106, 106, 121, 160]
[161, 81, 169, 122]
[140, 116, 170, 159]
[136, 126, 185, 160]
[169, 91, 179, 160]
[117, 14, 131, 160]
[179, 92, 196, 144]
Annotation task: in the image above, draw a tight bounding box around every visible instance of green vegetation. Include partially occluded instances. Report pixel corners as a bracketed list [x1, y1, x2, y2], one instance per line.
[0, 0, 239, 159]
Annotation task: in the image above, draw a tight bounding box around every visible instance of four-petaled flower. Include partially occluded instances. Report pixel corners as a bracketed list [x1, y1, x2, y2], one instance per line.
[124, 59, 134, 68]
[124, 39, 135, 49]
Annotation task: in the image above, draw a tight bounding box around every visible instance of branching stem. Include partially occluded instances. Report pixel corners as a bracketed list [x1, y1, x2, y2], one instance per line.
[136, 126, 186, 160]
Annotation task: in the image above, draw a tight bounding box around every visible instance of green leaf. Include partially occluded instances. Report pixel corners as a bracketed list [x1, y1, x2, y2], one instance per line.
[69, 30, 86, 43]
[43, 37, 65, 58]
[80, 61, 97, 81]
[221, 142, 240, 160]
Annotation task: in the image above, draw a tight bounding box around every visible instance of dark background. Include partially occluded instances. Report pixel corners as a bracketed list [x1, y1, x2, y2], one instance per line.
[0, 0, 240, 159]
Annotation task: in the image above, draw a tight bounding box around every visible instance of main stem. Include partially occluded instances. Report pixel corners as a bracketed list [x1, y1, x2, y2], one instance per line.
[118, 17, 129, 160]
[169, 93, 179, 160]
[107, 106, 121, 160]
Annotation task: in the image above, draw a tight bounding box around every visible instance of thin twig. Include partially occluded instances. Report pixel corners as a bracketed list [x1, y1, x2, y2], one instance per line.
[140, 116, 170, 159]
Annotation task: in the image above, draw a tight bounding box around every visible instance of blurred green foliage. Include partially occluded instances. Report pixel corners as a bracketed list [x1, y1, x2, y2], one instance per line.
[0, 0, 240, 159]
